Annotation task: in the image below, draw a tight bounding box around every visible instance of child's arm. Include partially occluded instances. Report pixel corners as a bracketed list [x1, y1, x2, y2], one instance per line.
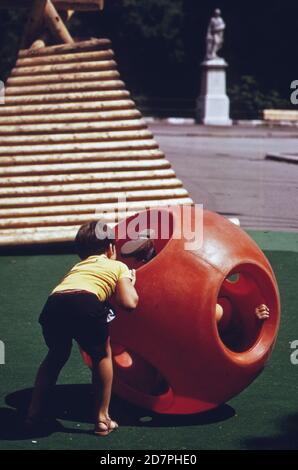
[115, 269, 139, 311]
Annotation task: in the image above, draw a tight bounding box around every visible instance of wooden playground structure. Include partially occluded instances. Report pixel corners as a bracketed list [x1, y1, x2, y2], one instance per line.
[0, 1, 192, 245]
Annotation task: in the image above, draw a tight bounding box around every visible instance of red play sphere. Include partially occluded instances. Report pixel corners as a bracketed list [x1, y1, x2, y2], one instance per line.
[81, 207, 280, 414]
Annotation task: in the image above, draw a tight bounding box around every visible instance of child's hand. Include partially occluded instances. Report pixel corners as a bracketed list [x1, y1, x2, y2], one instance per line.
[255, 304, 270, 320]
[130, 269, 136, 286]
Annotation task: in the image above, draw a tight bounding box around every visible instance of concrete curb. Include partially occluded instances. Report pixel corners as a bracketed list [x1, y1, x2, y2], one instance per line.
[144, 116, 298, 128]
[266, 153, 298, 164]
[145, 117, 196, 125]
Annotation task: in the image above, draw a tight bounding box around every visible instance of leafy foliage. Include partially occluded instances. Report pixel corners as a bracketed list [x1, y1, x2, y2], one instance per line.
[229, 76, 290, 119]
[0, 10, 26, 81]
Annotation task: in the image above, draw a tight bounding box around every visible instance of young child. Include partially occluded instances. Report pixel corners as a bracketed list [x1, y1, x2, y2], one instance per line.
[26, 221, 138, 436]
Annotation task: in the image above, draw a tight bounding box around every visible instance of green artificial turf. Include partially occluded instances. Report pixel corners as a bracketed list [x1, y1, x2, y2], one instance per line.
[0, 231, 297, 450]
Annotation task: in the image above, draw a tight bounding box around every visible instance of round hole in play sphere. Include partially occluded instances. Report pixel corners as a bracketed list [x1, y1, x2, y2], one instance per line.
[217, 264, 277, 353]
[113, 346, 170, 397]
[226, 273, 240, 283]
[114, 209, 174, 271]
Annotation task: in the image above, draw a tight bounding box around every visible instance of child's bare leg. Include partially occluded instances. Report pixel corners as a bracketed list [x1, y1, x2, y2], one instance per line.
[92, 337, 116, 432]
[27, 347, 71, 421]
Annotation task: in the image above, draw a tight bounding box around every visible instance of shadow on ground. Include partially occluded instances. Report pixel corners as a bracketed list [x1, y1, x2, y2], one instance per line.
[242, 413, 298, 450]
[0, 384, 235, 440]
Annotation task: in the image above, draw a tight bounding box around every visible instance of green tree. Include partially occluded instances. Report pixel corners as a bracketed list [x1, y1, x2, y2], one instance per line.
[229, 76, 290, 119]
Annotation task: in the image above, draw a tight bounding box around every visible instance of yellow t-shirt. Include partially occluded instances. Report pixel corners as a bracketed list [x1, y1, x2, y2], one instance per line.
[52, 254, 132, 301]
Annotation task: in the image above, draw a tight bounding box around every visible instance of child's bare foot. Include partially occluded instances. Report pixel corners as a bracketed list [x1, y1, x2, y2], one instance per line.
[255, 304, 270, 320]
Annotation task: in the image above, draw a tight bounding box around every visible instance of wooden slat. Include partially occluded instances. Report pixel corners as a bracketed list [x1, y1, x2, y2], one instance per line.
[0, 198, 194, 228]
[53, 0, 104, 10]
[0, 179, 182, 207]
[0, 149, 164, 166]
[7, 70, 120, 86]
[1, 226, 81, 235]
[0, 203, 194, 245]
[0, 109, 141, 126]
[0, 189, 189, 217]
[0, 159, 170, 180]
[0, 129, 152, 146]
[18, 38, 111, 59]
[0, 118, 146, 135]
[16, 49, 114, 67]
[5, 80, 125, 96]
[0, 100, 135, 116]
[11, 60, 117, 76]
[0, 232, 80, 246]
[4, 90, 129, 106]
[0, 1, 104, 11]
[0, 213, 149, 244]
[0, 170, 176, 196]
[0, 139, 158, 155]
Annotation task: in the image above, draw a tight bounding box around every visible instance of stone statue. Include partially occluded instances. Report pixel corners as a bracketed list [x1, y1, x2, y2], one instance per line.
[205, 9, 225, 60]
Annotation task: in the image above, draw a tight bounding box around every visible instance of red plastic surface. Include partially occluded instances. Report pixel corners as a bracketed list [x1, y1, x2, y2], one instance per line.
[81, 207, 280, 414]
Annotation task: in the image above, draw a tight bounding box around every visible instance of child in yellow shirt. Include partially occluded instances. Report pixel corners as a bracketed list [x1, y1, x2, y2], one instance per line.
[26, 221, 138, 436]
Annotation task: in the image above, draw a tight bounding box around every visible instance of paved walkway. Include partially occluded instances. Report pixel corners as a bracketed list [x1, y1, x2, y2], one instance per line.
[149, 123, 298, 232]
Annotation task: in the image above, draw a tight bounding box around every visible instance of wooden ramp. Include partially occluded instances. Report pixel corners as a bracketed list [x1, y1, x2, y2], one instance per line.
[0, 38, 192, 245]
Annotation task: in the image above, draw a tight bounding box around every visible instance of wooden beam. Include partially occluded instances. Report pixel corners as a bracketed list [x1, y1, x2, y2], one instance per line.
[5, 79, 125, 96]
[30, 39, 47, 50]
[7, 70, 119, 86]
[18, 38, 111, 58]
[16, 49, 114, 66]
[54, 1, 104, 10]
[0, 140, 158, 156]
[21, 0, 47, 48]
[10, 60, 117, 77]
[0, 0, 105, 10]
[44, 0, 74, 44]
[20, 0, 75, 47]
[0, 99, 136, 116]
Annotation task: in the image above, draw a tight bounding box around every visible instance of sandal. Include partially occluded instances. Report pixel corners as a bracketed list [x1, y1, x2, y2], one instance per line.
[94, 418, 119, 436]
[107, 417, 119, 430]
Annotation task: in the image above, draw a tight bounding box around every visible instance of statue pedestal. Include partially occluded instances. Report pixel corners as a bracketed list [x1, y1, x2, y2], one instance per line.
[196, 58, 232, 126]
